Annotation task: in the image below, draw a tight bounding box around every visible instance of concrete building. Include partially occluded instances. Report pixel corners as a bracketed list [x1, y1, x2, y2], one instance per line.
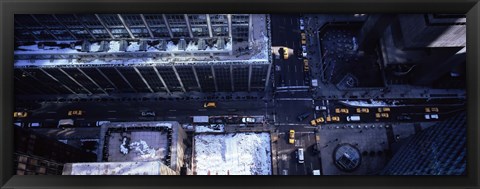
[14, 14, 272, 95]
[63, 121, 190, 175]
[370, 14, 466, 86]
[380, 112, 466, 175]
[13, 127, 97, 175]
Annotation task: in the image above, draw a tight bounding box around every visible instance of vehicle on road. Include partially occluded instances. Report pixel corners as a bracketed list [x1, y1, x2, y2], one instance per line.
[58, 119, 74, 129]
[297, 112, 311, 121]
[316, 117, 325, 124]
[331, 116, 340, 122]
[310, 119, 317, 126]
[96, 121, 110, 127]
[204, 102, 216, 108]
[377, 107, 391, 112]
[301, 33, 306, 45]
[356, 108, 369, 113]
[375, 113, 389, 118]
[13, 111, 28, 118]
[301, 45, 307, 57]
[282, 47, 289, 59]
[289, 130, 295, 144]
[242, 117, 256, 123]
[141, 111, 156, 117]
[425, 107, 439, 113]
[29, 122, 41, 127]
[193, 116, 209, 123]
[425, 114, 439, 120]
[346, 115, 361, 122]
[68, 110, 84, 116]
[303, 59, 309, 72]
[315, 106, 327, 111]
[297, 148, 305, 163]
[313, 170, 321, 175]
[335, 108, 349, 114]
[299, 18, 305, 31]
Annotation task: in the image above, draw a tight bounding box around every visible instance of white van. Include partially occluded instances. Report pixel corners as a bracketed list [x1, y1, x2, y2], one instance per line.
[297, 148, 304, 164]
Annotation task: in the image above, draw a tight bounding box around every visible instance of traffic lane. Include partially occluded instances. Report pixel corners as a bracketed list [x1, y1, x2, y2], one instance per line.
[18, 100, 274, 126]
[275, 100, 314, 124]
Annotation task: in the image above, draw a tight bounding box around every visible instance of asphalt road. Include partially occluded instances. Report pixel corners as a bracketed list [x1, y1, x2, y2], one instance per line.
[271, 14, 307, 88]
[277, 129, 321, 175]
[14, 99, 275, 128]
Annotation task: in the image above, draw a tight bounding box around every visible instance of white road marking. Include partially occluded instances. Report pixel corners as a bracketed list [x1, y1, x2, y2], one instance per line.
[169, 109, 177, 112]
[108, 110, 116, 113]
[294, 66, 297, 72]
[307, 134, 310, 141]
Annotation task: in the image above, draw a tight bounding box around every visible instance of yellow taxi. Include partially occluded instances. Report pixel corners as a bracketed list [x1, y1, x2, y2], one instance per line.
[303, 59, 309, 72]
[375, 113, 389, 118]
[13, 112, 28, 118]
[335, 108, 349, 114]
[431, 107, 439, 112]
[426, 107, 439, 113]
[377, 107, 391, 112]
[316, 117, 325, 124]
[68, 110, 84, 116]
[326, 116, 332, 122]
[203, 102, 216, 108]
[289, 130, 295, 144]
[356, 108, 369, 113]
[283, 48, 289, 60]
[301, 33, 307, 45]
[331, 116, 340, 122]
[310, 119, 317, 126]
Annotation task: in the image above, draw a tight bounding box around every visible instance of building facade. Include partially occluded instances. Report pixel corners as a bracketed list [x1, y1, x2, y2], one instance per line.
[14, 14, 272, 95]
[380, 112, 467, 175]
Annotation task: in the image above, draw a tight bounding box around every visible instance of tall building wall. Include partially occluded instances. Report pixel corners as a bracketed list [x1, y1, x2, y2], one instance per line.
[380, 112, 466, 175]
[14, 153, 65, 175]
[14, 63, 270, 95]
[15, 14, 250, 42]
[14, 127, 97, 163]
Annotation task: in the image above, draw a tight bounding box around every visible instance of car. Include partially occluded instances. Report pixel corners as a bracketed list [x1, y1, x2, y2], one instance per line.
[242, 117, 256, 123]
[297, 112, 310, 121]
[68, 110, 84, 116]
[141, 111, 156, 116]
[375, 113, 389, 118]
[299, 19, 305, 31]
[301, 33, 306, 45]
[331, 116, 340, 122]
[377, 107, 391, 112]
[282, 48, 289, 59]
[303, 59, 309, 72]
[326, 116, 333, 122]
[301, 45, 307, 57]
[310, 119, 317, 126]
[13, 112, 28, 118]
[431, 107, 439, 112]
[431, 114, 439, 119]
[356, 108, 369, 113]
[424, 107, 431, 113]
[289, 130, 295, 144]
[315, 106, 327, 111]
[335, 108, 349, 114]
[316, 117, 325, 124]
[426, 107, 439, 113]
[203, 102, 216, 108]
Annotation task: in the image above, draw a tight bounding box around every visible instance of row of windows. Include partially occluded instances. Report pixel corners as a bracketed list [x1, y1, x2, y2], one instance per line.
[15, 14, 252, 41]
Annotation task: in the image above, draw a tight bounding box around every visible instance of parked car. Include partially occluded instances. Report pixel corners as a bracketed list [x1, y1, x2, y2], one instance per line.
[425, 107, 439, 113]
[141, 111, 156, 117]
[68, 110, 84, 116]
[356, 108, 369, 113]
[335, 108, 349, 114]
[241, 117, 256, 123]
[301, 45, 307, 57]
[315, 106, 327, 111]
[425, 114, 439, 120]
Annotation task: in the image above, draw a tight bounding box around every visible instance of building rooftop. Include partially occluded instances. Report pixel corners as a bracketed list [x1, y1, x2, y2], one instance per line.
[62, 161, 176, 175]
